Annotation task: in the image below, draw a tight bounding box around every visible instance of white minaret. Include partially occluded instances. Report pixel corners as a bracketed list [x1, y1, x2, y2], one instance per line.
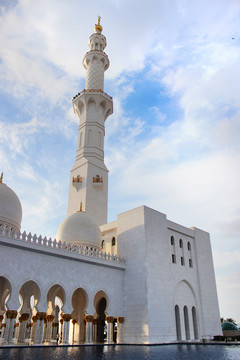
[68, 17, 113, 226]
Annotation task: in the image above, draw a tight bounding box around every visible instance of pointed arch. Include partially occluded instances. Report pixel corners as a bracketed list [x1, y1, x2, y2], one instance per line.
[47, 284, 66, 315]
[0, 276, 11, 312]
[19, 280, 41, 315]
[94, 290, 108, 343]
[71, 287, 88, 344]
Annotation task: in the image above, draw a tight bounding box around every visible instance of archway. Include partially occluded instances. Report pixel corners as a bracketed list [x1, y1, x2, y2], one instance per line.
[18, 280, 41, 343]
[71, 288, 87, 344]
[0, 276, 11, 315]
[19, 280, 41, 316]
[47, 284, 65, 343]
[94, 291, 108, 343]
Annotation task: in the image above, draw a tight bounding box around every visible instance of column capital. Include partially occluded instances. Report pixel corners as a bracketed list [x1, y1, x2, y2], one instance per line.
[93, 319, 98, 325]
[106, 316, 114, 323]
[62, 314, 72, 322]
[36, 312, 46, 320]
[46, 315, 54, 322]
[6, 310, 17, 319]
[19, 313, 29, 322]
[72, 319, 77, 325]
[0, 315, 3, 321]
[118, 317, 124, 323]
[85, 315, 94, 322]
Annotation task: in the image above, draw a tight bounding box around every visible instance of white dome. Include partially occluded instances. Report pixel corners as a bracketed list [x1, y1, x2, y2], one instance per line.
[56, 211, 101, 249]
[0, 182, 22, 231]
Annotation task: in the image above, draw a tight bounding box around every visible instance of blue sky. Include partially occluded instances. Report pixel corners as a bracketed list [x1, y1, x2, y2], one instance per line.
[0, 0, 240, 322]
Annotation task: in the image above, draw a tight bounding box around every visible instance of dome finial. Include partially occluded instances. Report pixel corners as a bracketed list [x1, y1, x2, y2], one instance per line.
[76, 201, 85, 213]
[0, 172, 3, 183]
[94, 16, 103, 33]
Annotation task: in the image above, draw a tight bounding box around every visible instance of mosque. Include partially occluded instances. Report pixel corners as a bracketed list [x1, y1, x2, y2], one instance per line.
[0, 18, 222, 345]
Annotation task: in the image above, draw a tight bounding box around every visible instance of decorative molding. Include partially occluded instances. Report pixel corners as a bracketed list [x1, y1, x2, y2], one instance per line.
[0, 224, 125, 266]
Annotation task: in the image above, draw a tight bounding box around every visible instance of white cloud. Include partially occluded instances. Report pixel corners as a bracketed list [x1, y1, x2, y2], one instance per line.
[0, 117, 41, 154]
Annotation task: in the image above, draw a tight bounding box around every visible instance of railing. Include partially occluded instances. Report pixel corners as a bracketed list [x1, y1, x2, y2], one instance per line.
[72, 89, 112, 101]
[0, 224, 125, 264]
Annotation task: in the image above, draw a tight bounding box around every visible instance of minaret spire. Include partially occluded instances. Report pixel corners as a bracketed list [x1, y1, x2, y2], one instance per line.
[68, 19, 113, 226]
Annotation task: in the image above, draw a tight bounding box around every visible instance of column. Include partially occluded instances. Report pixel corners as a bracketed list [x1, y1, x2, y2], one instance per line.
[85, 315, 93, 344]
[52, 322, 59, 342]
[92, 319, 98, 343]
[45, 315, 54, 343]
[31, 316, 37, 343]
[26, 323, 33, 343]
[62, 314, 71, 344]
[71, 319, 77, 344]
[0, 323, 6, 343]
[0, 315, 3, 328]
[34, 312, 46, 344]
[13, 322, 19, 344]
[18, 313, 29, 343]
[59, 319, 63, 344]
[43, 318, 47, 342]
[4, 310, 17, 344]
[117, 317, 124, 343]
[106, 316, 114, 344]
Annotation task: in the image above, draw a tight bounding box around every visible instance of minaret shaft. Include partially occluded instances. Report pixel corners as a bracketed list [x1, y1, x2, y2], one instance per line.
[67, 19, 112, 226]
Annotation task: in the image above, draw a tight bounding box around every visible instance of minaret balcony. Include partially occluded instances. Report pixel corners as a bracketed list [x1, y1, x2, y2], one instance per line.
[72, 176, 82, 191]
[93, 175, 103, 184]
[72, 89, 112, 101]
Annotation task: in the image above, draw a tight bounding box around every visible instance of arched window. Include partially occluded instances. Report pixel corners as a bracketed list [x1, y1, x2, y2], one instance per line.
[171, 236, 176, 264]
[179, 239, 183, 248]
[184, 306, 190, 340]
[112, 237, 116, 246]
[175, 305, 182, 340]
[101, 240, 105, 249]
[192, 306, 198, 339]
[187, 241, 193, 267]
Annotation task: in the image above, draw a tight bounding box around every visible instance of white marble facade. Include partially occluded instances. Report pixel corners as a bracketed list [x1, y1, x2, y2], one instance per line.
[0, 18, 222, 345]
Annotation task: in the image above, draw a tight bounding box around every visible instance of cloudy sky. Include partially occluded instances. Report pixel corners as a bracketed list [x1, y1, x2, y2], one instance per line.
[0, 0, 240, 322]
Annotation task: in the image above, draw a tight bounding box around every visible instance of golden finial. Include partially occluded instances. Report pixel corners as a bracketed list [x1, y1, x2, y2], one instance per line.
[76, 201, 85, 213]
[0, 172, 3, 183]
[94, 16, 103, 33]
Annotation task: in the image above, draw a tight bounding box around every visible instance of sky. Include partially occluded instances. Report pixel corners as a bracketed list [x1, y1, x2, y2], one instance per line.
[0, 0, 240, 322]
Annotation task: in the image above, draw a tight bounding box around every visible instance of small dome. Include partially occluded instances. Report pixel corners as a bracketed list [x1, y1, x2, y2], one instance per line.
[0, 182, 22, 231]
[222, 321, 239, 331]
[56, 211, 101, 249]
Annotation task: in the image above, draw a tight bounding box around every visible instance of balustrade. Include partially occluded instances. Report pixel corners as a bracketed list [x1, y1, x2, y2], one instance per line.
[0, 224, 125, 264]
